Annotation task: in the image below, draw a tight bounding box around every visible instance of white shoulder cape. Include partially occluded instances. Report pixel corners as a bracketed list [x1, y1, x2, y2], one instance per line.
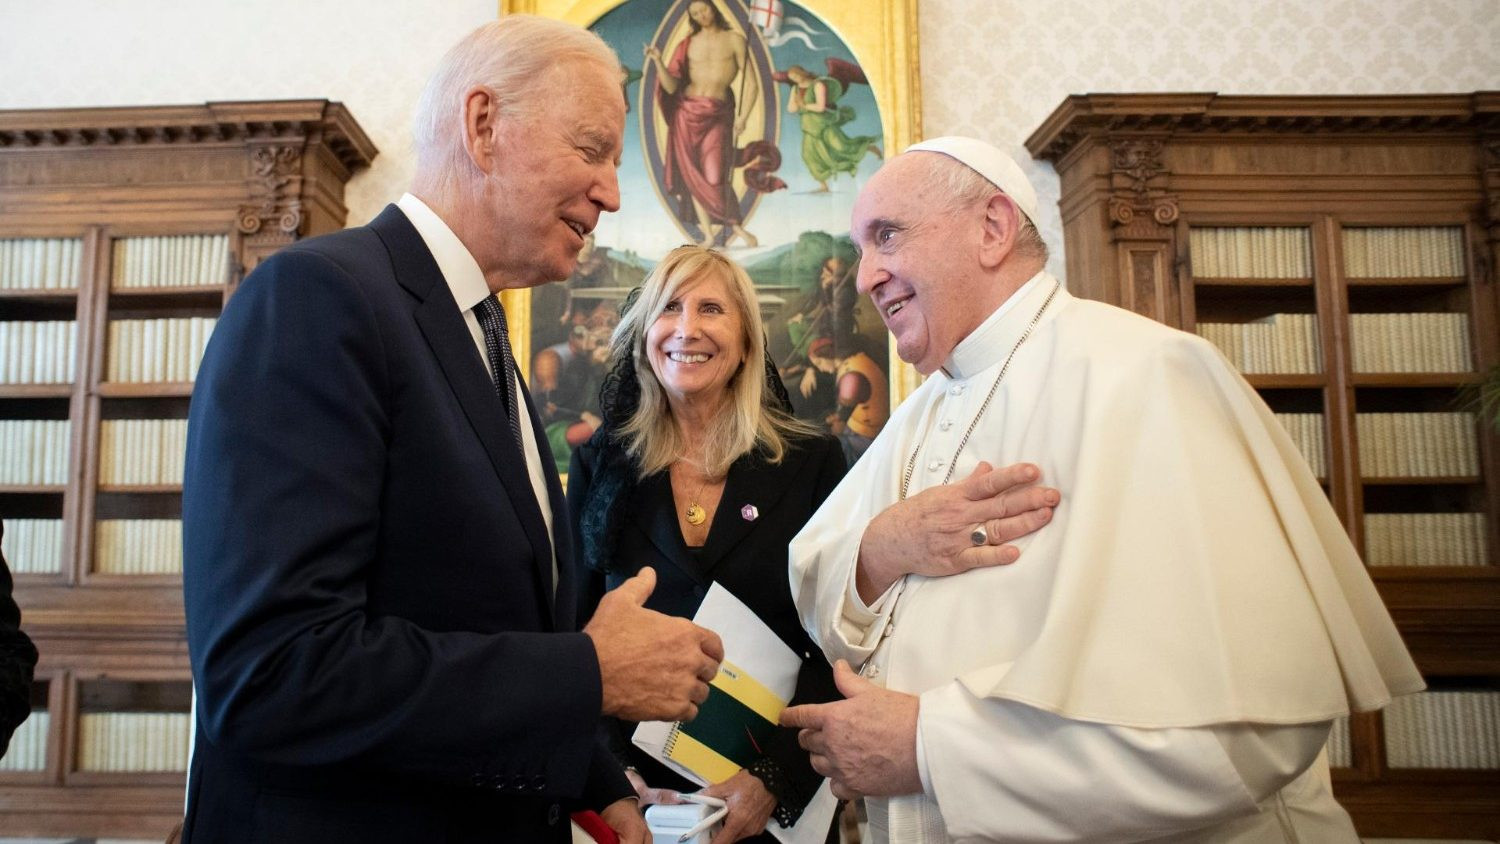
[791, 279, 1423, 727]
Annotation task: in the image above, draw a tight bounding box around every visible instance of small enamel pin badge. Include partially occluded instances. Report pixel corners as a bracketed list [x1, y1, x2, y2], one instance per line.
[740, 504, 759, 522]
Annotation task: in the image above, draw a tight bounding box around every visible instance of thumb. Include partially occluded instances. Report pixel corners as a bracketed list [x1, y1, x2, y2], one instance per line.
[833, 659, 872, 698]
[614, 566, 657, 606]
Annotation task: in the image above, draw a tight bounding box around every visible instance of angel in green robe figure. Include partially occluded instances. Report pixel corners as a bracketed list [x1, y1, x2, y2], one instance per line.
[777, 59, 882, 192]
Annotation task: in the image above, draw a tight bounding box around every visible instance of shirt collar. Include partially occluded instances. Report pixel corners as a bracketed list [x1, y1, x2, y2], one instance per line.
[941, 270, 1054, 380]
[396, 192, 492, 312]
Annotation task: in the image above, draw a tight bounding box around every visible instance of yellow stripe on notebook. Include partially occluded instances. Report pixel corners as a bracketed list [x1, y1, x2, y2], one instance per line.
[712, 659, 785, 723]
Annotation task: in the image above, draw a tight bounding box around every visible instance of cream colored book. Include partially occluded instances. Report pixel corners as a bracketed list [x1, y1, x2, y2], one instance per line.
[18, 237, 36, 288]
[19, 322, 36, 384]
[192, 236, 208, 286]
[165, 318, 183, 382]
[62, 239, 79, 290]
[113, 320, 131, 383]
[65, 321, 77, 381]
[144, 320, 162, 383]
[42, 239, 59, 289]
[0, 710, 48, 771]
[0, 322, 13, 383]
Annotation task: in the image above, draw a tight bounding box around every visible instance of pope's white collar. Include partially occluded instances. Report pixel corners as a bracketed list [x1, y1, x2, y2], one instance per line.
[941, 271, 1051, 380]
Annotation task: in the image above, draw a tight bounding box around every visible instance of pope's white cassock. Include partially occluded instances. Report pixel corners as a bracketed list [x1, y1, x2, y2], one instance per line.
[790, 272, 1425, 843]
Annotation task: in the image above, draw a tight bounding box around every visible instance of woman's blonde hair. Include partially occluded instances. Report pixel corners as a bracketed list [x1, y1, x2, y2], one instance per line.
[611, 246, 818, 479]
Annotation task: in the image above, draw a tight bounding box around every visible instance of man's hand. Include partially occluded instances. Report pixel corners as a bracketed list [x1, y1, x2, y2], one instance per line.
[599, 797, 648, 844]
[701, 768, 777, 843]
[856, 461, 1058, 602]
[781, 661, 921, 801]
[585, 568, 724, 721]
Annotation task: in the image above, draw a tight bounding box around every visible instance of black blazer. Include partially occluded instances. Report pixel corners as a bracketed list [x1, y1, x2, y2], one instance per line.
[182, 205, 628, 843]
[568, 430, 846, 833]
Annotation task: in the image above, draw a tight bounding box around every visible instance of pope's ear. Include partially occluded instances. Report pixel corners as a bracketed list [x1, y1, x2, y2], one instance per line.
[462, 86, 501, 171]
[977, 192, 1023, 270]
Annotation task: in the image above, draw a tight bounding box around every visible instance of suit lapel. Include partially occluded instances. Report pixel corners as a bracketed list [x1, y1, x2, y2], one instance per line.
[369, 206, 557, 625]
[517, 378, 569, 630]
[636, 443, 811, 584]
[697, 446, 806, 578]
[639, 471, 707, 586]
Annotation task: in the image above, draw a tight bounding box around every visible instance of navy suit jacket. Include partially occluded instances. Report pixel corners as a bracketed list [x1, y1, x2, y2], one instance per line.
[182, 206, 628, 842]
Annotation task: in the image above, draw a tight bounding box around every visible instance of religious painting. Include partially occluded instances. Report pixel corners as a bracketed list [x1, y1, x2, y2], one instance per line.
[502, 0, 921, 475]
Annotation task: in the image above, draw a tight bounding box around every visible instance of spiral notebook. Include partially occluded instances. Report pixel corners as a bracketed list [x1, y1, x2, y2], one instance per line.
[633, 583, 838, 844]
[661, 657, 784, 783]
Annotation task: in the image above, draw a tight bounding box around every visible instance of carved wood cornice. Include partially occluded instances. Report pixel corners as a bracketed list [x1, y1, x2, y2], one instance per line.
[0, 100, 377, 174]
[1481, 136, 1500, 244]
[237, 143, 305, 237]
[1027, 92, 1500, 163]
[1107, 138, 1179, 229]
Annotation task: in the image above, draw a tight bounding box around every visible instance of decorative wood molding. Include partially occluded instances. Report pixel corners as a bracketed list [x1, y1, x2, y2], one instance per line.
[237, 143, 305, 237]
[1026, 92, 1500, 163]
[1481, 136, 1500, 245]
[1107, 138, 1179, 229]
[0, 100, 376, 273]
[0, 100, 377, 175]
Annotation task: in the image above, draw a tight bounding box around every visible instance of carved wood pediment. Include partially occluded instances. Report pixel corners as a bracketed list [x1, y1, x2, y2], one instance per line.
[1027, 92, 1500, 162]
[1107, 138, 1179, 229]
[0, 100, 376, 174]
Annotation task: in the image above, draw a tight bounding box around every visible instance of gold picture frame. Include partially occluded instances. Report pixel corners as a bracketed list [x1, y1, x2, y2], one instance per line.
[498, 0, 922, 476]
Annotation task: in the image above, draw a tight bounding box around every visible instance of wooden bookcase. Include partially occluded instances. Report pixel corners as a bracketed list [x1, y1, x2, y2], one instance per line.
[0, 101, 375, 838]
[1028, 92, 1500, 839]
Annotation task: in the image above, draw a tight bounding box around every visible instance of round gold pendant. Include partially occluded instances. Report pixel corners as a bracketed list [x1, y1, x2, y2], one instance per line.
[685, 503, 706, 525]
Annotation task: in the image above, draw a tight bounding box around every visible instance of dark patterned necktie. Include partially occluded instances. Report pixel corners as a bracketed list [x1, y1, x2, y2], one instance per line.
[473, 295, 523, 445]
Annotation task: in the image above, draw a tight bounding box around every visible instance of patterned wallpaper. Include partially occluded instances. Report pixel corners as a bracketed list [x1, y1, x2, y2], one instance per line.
[0, 0, 496, 228]
[920, 0, 1500, 273]
[3, 0, 1498, 273]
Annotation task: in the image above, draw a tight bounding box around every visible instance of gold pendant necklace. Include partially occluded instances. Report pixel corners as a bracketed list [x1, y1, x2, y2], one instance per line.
[680, 462, 712, 526]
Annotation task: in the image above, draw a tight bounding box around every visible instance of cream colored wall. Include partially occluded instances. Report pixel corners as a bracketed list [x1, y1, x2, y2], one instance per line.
[2, 0, 1498, 271]
[0, 0, 496, 227]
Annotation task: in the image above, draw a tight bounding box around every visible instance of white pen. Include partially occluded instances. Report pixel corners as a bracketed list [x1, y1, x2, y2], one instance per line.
[675, 793, 728, 843]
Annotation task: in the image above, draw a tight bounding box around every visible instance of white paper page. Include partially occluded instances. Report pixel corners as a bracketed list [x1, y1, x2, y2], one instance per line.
[693, 581, 800, 697]
[632, 582, 839, 844]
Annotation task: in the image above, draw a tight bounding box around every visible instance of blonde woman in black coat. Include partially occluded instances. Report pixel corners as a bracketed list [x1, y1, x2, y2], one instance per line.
[569, 246, 846, 843]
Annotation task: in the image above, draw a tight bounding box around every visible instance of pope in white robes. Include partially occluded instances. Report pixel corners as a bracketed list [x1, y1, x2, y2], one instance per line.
[781, 137, 1424, 843]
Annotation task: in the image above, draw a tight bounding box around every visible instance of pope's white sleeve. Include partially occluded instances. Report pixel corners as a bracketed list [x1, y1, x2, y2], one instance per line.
[833, 556, 904, 652]
[791, 497, 896, 667]
[918, 681, 1331, 842]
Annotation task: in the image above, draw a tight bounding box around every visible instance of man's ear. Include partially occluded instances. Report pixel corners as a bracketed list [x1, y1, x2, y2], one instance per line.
[977, 193, 1021, 270]
[462, 86, 500, 172]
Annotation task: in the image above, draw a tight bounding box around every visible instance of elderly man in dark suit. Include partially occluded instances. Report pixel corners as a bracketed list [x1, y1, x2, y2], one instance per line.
[181, 16, 722, 843]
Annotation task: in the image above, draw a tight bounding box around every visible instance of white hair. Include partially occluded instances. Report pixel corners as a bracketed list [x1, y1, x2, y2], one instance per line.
[930, 154, 1050, 263]
[412, 15, 620, 199]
